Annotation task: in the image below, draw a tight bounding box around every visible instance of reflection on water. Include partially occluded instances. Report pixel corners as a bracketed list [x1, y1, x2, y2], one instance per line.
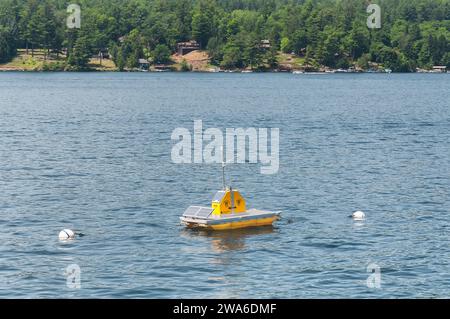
[180, 226, 279, 298]
[181, 226, 276, 253]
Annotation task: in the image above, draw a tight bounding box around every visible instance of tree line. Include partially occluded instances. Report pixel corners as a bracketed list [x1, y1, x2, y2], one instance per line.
[0, 0, 449, 71]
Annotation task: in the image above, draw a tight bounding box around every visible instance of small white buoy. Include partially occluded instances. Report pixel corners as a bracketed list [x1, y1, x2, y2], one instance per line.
[59, 229, 75, 240]
[352, 211, 366, 221]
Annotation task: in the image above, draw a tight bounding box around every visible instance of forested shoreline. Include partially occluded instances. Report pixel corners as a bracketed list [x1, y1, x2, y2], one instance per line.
[0, 0, 449, 72]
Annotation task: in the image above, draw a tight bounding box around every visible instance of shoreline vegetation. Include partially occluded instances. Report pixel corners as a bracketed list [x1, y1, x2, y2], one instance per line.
[1, 48, 448, 73]
[1, 0, 449, 74]
[0, 48, 449, 73]
[1, 49, 448, 73]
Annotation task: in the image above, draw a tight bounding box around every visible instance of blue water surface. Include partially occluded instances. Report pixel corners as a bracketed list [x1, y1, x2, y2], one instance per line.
[0, 72, 449, 298]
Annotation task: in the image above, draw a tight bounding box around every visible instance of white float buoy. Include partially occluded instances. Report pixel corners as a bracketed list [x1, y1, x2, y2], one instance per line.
[59, 229, 75, 240]
[352, 211, 366, 221]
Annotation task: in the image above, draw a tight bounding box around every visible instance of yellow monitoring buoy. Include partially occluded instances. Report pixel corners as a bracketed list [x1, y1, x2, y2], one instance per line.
[180, 160, 281, 230]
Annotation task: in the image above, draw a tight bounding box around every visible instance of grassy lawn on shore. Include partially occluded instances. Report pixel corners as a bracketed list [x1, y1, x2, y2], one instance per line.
[0, 49, 117, 71]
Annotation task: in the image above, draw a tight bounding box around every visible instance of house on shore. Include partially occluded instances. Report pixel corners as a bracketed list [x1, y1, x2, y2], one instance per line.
[259, 40, 271, 50]
[98, 48, 110, 59]
[432, 66, 447, 73]
[138, 58, 150, 70]
[177, 40, 200, 55]
[92, 49, 110, 61]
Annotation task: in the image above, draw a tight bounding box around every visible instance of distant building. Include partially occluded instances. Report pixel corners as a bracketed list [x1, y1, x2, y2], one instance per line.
[138, 58, 150, 70]
[96, 48, 110, 59]
[177, 40, 200, 55]
[152, 64, 171, 72]
[260, 39, 271, 50]
[432, 66, 447, 73]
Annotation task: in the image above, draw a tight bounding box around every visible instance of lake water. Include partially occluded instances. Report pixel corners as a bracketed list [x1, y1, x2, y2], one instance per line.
[0, 72, 449, 298]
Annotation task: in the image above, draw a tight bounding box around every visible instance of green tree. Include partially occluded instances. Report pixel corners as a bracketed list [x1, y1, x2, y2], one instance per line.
[221, 42, 243, 69]
[152, 44, 171, 64]
[290, 30, 308, 54]
[191, 0, 217, 48]
[207, 36, 223, 65]
[19, 0, 38, 55]
[0, 0, 19, 62]
[244, 36, 263, 69]
[280, 37, 291, 53]
[374, 45, 411, 72]
[180, 58, 191, 71]
[266, 47, 279, 69]
[110, 29, 145, 69]
[344, 26, 370, 60]
[26, 3, 46, 56]
[0, 27, 16, 63]
[317, 29, 343, 68]
[357, 53, 371, 69]
[37, 1, 58, 60]
[442, 52, 450, 68]
[68, 36, 92, 68]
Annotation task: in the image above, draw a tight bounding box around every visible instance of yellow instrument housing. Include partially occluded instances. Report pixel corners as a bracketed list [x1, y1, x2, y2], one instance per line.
[211, 188, 246, 216]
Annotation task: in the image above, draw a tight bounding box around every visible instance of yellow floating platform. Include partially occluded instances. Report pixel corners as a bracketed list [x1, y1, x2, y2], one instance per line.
[180, 188, 281, 230]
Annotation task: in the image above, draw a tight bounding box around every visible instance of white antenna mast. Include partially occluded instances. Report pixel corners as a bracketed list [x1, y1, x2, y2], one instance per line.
[221, 146, 226, 190]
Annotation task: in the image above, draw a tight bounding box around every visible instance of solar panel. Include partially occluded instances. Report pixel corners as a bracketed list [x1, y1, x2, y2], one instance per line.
[212, 191, 225, 202]
[183, 206, 201, 217]
[182, 206, 213, 218]
[196, 207, 213, 218]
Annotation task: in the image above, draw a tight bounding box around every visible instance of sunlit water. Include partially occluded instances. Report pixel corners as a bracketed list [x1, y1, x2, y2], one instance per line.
[0, 72, 449, 298]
